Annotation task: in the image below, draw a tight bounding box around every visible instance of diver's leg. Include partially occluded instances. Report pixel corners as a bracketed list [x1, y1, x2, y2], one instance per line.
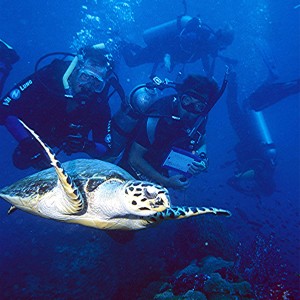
[119, 41, 144, 67]
[120, 42, 162, 67]
[248, 79, 300, 111]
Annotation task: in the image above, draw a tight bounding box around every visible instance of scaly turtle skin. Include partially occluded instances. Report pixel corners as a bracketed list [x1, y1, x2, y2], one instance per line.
[0, 121, 231, 231]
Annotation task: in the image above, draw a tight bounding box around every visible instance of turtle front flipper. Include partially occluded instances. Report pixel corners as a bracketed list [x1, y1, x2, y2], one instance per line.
[151, 206, 231, 222]
[19, 120, 85, 214]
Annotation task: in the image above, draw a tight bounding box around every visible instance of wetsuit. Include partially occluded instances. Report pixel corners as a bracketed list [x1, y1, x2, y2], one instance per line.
[121, 20, 220, 76]
[120, 95, 207, 179]
[0, 59, 112, 169]
[226, 73, 276, 196]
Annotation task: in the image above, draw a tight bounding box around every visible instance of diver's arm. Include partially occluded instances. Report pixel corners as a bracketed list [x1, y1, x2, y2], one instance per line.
[4, 115, 31, 142]
[202, 54, 218, 79]
[4, 116, 50, 170]
[128, 142, 188, 190]
[84, 142, 108, 158]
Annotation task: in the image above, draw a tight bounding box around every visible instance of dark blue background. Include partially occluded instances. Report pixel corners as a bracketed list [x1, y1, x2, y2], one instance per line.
[1, 0, 299, 298]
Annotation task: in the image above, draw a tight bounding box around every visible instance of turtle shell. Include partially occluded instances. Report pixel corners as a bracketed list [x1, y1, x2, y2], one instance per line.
[0, 159, 133, 199]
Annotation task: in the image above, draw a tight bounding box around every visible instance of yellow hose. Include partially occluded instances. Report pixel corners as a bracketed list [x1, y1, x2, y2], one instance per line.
[62, 56, 79, 97]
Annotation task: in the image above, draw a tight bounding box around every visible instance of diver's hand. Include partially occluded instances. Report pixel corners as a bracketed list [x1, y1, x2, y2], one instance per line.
[30, 153, 50, 171]
[166, 174, 190, 190]
[188, 152, 208, 175]
[13, 137, 49, 170]
[63, 134, 94, 155]
[84, 142, 108, 159]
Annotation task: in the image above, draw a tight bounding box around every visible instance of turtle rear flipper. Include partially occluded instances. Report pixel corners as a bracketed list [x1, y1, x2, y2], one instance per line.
[7, 205, 17, 215]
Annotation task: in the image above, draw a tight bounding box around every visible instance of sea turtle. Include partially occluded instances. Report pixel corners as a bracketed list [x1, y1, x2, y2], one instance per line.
[0, 121, 231, 231]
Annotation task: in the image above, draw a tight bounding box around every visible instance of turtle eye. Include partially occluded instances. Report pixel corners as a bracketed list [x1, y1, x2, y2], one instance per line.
[144, 186, 158, 199]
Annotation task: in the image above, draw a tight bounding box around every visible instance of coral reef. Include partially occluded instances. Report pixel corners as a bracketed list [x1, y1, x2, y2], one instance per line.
[147, 256, 254, 300]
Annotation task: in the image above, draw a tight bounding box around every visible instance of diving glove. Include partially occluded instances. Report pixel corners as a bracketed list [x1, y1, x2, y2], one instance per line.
[13, 137, 49, 170]
[198, 152, 209, 171]
[63, 134, 95, 155]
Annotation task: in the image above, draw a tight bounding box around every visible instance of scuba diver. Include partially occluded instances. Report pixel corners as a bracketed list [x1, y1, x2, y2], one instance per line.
[225, 34, 300, 197]
[105, 78, 161, 163]
[226, 71, 300, 197]
[120, 15, 236, 77]
[226, 71, 276, 196]
[0, 42, 125, 170]
[115, 74, 227, 190]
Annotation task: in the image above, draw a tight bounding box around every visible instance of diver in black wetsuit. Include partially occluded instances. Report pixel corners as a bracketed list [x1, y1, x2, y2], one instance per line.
[226, 72, 275, 196]
[118, 75, 224, 190]
[225, 34, 300, 197]
[120, 16, 235, 77]
[226, 71, 299, 196]
[0, 42, 125, 170]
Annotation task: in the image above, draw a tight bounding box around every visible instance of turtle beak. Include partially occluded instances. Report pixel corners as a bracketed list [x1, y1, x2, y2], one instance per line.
[150, 192, 171, 212]
[150, 196, 170, 211]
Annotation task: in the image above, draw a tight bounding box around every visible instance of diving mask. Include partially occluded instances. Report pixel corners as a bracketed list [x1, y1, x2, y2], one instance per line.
[182, 90, 209, 115]
[77, 68, 105, 93]
[77, 58, 108, 93]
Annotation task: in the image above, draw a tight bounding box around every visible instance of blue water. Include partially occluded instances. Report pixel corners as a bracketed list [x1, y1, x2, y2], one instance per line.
[1, 0, 299, 298]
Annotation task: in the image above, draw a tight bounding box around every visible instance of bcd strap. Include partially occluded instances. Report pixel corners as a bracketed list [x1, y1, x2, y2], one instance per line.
[188, 116, 206, 138]
[106, 75, 126, 103]
[146, 117, 159, 145]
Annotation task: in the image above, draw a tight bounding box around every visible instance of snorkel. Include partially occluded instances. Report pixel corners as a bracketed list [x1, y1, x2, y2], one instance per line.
[33, 43, 112, 98]
[202, 66, 229, 115]
[62, 56, 79, 98]
[187, 67, 229, 139]
[62, 43, 108, 97]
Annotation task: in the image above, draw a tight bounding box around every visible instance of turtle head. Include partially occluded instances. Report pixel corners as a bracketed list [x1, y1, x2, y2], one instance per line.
[123, 181, 170, 216]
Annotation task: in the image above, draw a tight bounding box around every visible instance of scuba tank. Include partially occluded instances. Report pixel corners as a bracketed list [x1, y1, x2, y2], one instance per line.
[143, 15, 193, 45]
[109, 84, 160, 160]
[109, 76, 178, 161]
[114, 84, 159, 136]
[244, 110, 277, 165]
[129, 85, 159, 114]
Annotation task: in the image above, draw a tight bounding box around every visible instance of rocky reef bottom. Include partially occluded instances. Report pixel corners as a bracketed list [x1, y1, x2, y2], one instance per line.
[139, 256, 254, 300]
